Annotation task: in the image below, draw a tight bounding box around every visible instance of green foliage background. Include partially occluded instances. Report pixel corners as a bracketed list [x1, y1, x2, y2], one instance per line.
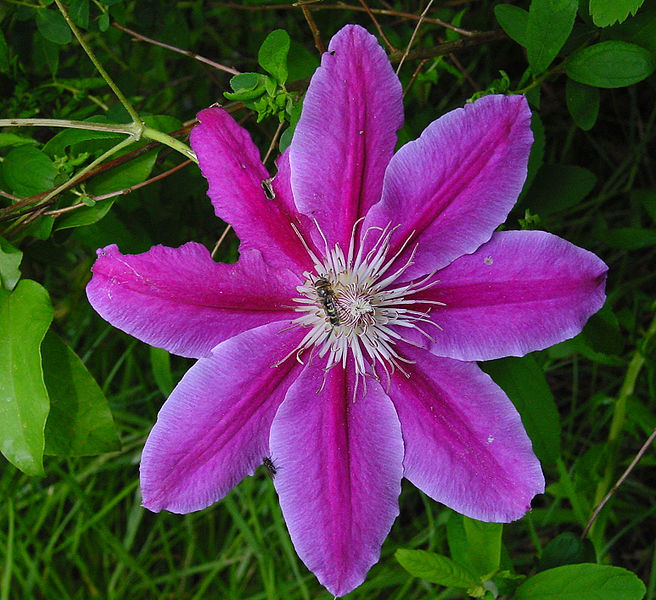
[1, 0, 655, 598]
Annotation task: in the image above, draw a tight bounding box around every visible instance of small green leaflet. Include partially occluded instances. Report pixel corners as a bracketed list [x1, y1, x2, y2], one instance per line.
[526, 0, 578, 74]
[258, 29, 291, 85]
[2, 146, 58, 197]
[395, 548, 479, 588]
[0, 281, 53, 476]
[0, 236, 22, 292]
[589, 0, 645, 27]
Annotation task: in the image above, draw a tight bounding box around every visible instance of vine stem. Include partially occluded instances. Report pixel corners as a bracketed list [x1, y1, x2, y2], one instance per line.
[53, 0, 140, 124]
[587, 310, 656, 542]
[4, 135, 138, 236]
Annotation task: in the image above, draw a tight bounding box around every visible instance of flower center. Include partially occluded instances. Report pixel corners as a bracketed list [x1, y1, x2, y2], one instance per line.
[279, 221, 443, 388]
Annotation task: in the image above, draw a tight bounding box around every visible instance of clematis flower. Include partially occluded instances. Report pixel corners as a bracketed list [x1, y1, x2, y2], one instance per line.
[87, 25, 607, 597]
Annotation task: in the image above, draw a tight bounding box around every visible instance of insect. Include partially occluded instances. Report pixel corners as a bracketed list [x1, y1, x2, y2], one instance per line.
[315, 277, 340, 326]
[263, 456, 277, 478]
[261, 177, 275, 200]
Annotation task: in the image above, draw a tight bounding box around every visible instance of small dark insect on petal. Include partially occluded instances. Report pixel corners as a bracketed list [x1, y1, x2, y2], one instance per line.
[263, 456, 277, 478]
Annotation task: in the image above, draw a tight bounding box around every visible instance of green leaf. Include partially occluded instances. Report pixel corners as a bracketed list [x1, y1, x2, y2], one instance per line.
[600, 227, 656, 249]
[0, 133, 39, 149]
[590, 0, 645, 27]
[87, 150, 158, 196]
[481, 355, 561, 465]
[0, 29, 10, 73]
[635, 189, 656, 224]
[224, 73, 267, 102]
[494, 4, 529, 47]
[2, 146, 57, 197]
[0, 280, 53, 476]
[36, 9, 72, 45]
[68, 0, 89, 29]
[566, 41, 656, 87]
[514, 564, 646, 600]
[42, 125, 121, 158]
[566, 79, 600, 130]
[0, 236, 23, 291]
[33, 32, 59, 76]
[258, 29, 290, 84]
[524, 164, 597, 215]
[463, 517, 503, 577]
[97, 11, 110, 32]
[539, 532, 587, 571]
[54, 199, 115, 231]
[526, 0, 578, 74]
[149, 346, 174, 397]
[395, 549, 478, 588]
[42, 331, 120, 456]
[287, 39, 319, 82]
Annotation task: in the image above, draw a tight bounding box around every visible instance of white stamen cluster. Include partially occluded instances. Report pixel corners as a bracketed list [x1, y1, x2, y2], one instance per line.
[282, 221, 443, 387]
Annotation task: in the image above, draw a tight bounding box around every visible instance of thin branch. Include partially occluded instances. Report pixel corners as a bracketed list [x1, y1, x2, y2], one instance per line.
[213, 2, 479, 36]
[211, 224, 233, 258]
[388, 30, 507, 63]
[112, 23, 240, 76]
[300, 2, 325, 54]
[263, 120, 286, 165]
[359, 0, 395, 52]
[582, 427, 656, 539]
[43, 160, 193, 216]
[403, 58, 429, 98]
[54, 0, 141, 124]
[396, 0, 435, 75]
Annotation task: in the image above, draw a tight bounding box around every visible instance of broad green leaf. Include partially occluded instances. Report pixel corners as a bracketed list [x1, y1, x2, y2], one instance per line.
[539, 532, 586, 571]
[395, 549, 478, 587]
[606, 8, 656, 54]
[33, 32, 59, 76]
[526, 0, 578, 74]
[590, 0, 645, 27]
[514, 564, 646, 600]
[2, 146, 57, 197]
[287, 39, 319, 82]
[0, 29, 9, 73]
[0, 236, 22, 291]
[566, 41, 656, 87]
[150, 346, 174, 397]
[463, 517, 503, 577]
[566, 79, 600, 130]
[42, 331, 120, 456]
[0, 133, 38, 148]
[0, 280, 53, 476]
[224, 73, 267, 102]
[524, 164, 597, 215]
[582, 307, 624, 356]
[494, 4, 529, 47]
[447, 511, 475, 573]
[635, 189, 656, 224]
[97, 11, 110, 32]
[42, 126, 121, 158]
[481, 356, 561, 465]
[68, 0, 90, 29]
[600, 227, 656, 249]
[87, 150, 158, 196]
[258, 29, 290, 84]
[54, 199, 115, 231]
[36, 9, 72, 45]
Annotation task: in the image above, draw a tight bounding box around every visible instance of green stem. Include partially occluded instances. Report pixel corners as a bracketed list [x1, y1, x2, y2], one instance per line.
[5, 136, 138, 236]
[142, 127, 197, 163]
[53, 0, 141, 124]
[0, 118, 138, 134]
[589, 310, 656, 539]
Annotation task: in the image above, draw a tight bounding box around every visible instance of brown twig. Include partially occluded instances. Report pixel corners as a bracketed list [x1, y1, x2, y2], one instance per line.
[403, 58, 429, 98]
[213, 2, 479, 36]
[0, 125, 195, 223]
[112, 23, 240, 75]
[42, 160, 193, 217]
[211, 224, 233, 258]
[582, 427, 656, 539]
[263, 120, 286, 165]
[300, 2, 325, 54]
[388, 30, 507, 63]
[396, 0, 435, 75]
[358, 0, 395, 52]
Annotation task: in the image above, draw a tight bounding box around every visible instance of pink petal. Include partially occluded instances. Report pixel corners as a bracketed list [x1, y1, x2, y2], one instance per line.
[190, 108, 309, 271]
[390, 346, 544, 522]
[290, 24, 403, 250]
[270, 361, 403, 597]
[141, 322, 304, 513]
[416, 230, 608, 361]
[87, 243, 299, 358]
[363, 94, 533, 278]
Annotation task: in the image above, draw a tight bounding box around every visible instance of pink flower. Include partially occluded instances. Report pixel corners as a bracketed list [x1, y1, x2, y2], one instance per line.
[87, 25, 607, 597]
